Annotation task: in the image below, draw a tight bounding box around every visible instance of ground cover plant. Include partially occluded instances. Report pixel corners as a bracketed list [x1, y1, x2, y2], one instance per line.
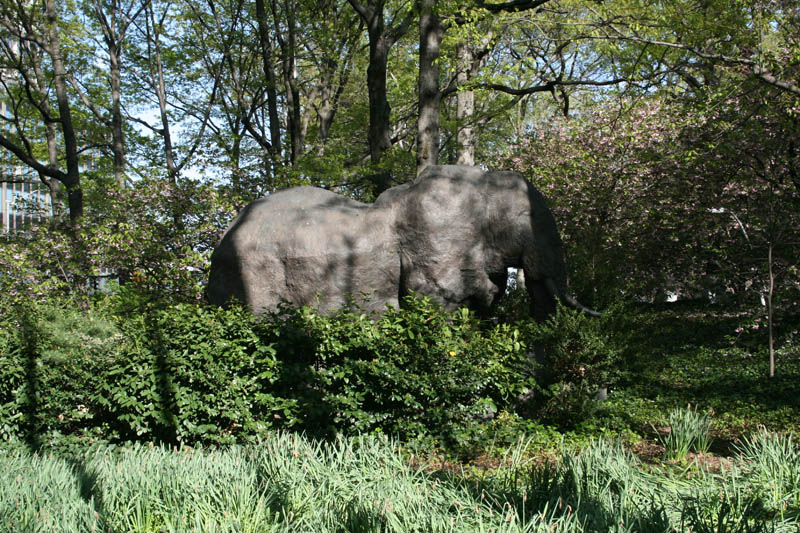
[598, 301, 800, 441]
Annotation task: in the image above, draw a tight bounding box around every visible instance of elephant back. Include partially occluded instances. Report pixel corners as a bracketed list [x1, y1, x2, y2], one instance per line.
[207, 186, 399, 313]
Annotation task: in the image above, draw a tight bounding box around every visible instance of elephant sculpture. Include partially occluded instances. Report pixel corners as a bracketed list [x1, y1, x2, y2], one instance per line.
[207, 165, 597, 321]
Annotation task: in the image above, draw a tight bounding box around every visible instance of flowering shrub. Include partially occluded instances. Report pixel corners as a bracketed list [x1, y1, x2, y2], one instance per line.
[79, 177, 236, 301]
[0, 228, 74, 305]
[502, 99, 699, 305]
[500, 94, 800, 315]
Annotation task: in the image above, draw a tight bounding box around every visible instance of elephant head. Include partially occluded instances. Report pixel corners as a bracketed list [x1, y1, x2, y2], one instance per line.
[207, 165, 597, 321]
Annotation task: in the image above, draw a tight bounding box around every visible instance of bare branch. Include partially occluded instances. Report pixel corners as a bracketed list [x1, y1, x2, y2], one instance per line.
[475, 0, 550, 13]
[596, 30, 800, 97]
[125, 113, 164, 134]
[753, 65, 800, 97]
[469, 76, 627, 97]
[68, 75, 110, 124]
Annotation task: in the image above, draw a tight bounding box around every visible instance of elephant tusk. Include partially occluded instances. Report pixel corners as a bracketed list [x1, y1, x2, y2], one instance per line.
[543, 278, 602, 318]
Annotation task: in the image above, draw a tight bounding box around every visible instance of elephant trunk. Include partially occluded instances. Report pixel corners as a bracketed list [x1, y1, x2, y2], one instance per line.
[543, 278, 602, 318]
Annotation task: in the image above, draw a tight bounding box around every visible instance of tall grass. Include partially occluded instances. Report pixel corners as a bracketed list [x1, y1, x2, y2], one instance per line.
[656, 406, 713, 460]
[735, 430, 800, 512]
[1, 431, 798, 532]
[0, 434, 575, 532]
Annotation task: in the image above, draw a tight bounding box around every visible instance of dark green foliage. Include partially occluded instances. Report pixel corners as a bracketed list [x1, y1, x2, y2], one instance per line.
[264, 295, 531, 448]
[679, 494, 775, 533]
[605, 301, 800, 436]
[519, 303, 621, 428]
[0, 301, 114, 446]
[0, 300, 281, 445]
[5, 291, 795, 456]
[0, 295, 533, 448]
[102, 303, 281, 444]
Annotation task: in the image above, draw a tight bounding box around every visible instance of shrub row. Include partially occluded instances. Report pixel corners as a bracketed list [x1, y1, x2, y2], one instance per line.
[0, 291, 619, 448]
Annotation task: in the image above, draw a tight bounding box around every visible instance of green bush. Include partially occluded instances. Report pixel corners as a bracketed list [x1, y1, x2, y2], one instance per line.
[520, 303, 621, 428]
[0, 301, 116, 445]
[101, 302, 281, 444]
[0, 299, 283, 446]
[1, 293, 624, 449]
[264, 295, 532, 448]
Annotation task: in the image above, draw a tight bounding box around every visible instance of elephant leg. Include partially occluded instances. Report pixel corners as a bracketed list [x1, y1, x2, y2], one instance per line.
[526, 279, 558, 380]
[400, 252, 502, 313]
[528, 279, 557, 323]
[489, 270, 509, 300]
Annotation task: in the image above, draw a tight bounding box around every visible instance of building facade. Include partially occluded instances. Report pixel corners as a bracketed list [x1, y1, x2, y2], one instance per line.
[0, 100, 53, 233]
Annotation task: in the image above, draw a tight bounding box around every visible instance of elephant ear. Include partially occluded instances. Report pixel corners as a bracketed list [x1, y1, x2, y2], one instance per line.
[394, 166, 507, 311]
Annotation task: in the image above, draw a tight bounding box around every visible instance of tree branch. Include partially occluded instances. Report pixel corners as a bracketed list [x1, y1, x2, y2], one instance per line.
[752, 65, 800, 97]
[68, 75, 110, 125]
[0, 133, 64, 181]
[598, 31, 800, 97]
[471, 76, 627, 96]
[475, 0, 550, 13]
[125, 113, 164, 135]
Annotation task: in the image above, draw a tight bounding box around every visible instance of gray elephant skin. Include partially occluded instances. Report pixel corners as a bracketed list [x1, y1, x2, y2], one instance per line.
[207, 165, 592, 320]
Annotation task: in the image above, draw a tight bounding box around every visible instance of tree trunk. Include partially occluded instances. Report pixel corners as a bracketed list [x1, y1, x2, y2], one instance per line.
[91, 0, 142, 187]
[45, 0, 82, 223]
[31, 51, 63, 216]
[254, 0, 282, 164]
[348, 0, 411, 193]
[146, 3, 177, 184]
[231, 132, 242, 191]
[455, 41, 476, 166]
[317, 82, 335, 145]
[109, 40, 126, 185]
[284, 0, 303, 163]
[43, 121, 63, 217]
[768, 242, 775, 378]
[367, 35, 392, 161]
[271, 0, 303, 163]
[417, 0, 443, 174]
[95, 0, 129, 185]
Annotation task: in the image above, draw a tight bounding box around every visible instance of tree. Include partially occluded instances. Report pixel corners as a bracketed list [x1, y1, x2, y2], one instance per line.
[73, 0, 148, 186]
[269, 0, 303, 163]
[590, 0, 800, 98]
[0, 0, 86, 224]
[347, 0, 414, 192]
[253, 0, 281, 162]
[183, 0, 273, 196]
[300, 0, 362, 152]
[126, 0, 220, 186]
[416, 0, 643, 172]
[416, 0, 444, 172]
